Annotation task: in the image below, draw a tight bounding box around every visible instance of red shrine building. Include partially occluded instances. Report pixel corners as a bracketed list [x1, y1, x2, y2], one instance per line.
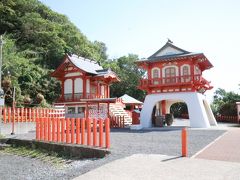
[137, 41, 217, 128]
[51, 54, 120, 119]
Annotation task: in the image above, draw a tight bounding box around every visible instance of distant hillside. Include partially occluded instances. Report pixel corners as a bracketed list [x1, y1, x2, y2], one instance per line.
[0, 0, 108, 106]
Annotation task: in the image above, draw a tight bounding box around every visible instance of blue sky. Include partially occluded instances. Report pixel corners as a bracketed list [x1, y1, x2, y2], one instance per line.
[40, 0, 240, 99]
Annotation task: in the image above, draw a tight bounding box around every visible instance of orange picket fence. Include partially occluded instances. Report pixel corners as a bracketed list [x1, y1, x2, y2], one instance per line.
[0, 107, 65, 123]
[110, 116, 125, 128]
[36, 117, 110, 149]
[215, 115, 238, 123]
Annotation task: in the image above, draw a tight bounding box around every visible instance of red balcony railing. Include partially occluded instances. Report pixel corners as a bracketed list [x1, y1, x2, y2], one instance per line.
[139, 75, 211, 88]
[57, 93, 108, 103]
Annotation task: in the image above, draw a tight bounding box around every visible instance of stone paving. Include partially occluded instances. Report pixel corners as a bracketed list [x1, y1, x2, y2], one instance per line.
[195, 128, 240, 162]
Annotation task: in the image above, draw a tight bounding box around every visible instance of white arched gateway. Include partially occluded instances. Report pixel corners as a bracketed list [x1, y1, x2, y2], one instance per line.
[137, 41, 217, 128]
[140, 92, 217, 128]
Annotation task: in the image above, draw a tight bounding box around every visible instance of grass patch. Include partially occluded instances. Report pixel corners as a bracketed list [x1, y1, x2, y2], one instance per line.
[1, 146, 71, 168]
[0, 134, 5, 139]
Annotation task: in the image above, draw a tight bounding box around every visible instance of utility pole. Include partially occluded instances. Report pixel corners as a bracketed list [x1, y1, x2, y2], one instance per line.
[0, 35, 3, 90]
[0, 35, 4, 105]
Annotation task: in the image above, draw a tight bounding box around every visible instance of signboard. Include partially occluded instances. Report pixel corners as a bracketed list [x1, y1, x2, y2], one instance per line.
[0, 89, 4, 106]
[0, 98, 4, 106]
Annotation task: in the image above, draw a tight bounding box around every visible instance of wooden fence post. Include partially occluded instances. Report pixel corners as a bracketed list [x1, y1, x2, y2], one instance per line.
[71, 118, 75, 144]
[8, 107, 11, 123]
[52, 118, 56, 142]
[81, 118, 85, 145]
[61, 118, 65, 142]
[76, 118, 80, 144]
[182, 128, 188, 157]
[3, 107, 6, 123]
[36, 117, 39, 140]
[93, 118, 97, 146]
[44, 117, 47, 141]
[99, 119, 103, 147]
[105, 118, 110, 148]
[66, 118, 70, 143]
[40, 118, 43, 141]
[57, 117, 60, 142]
[47, 117, 51, 141]
[87, 118, 91, 146]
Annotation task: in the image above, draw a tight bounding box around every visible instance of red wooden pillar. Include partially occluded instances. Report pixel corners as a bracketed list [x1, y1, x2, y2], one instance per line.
[57, 117, 61, 142]
[107, 85, 110, 98]
[161, 100, 166, 115]
[107, 102, 110, 119]
[182, 128, 188, 157]
[105, 118, 110, 148]
[3, 107, 6, 123]
[76, 118, 80, 144]
[83, 77, 86, 98]
[61, 79, 65, 100]
[61, 118, 65, 142]
[87, 118, 91, 146]
[36, 117, 40, 140]
[66, 118, 70, 143]
[72, 78, 75, 101]
[190, 63, 195, 83]
[96, 82, 99, 98]
[99, 119, 103, 147]
[93, 118, 97, 146]
[39, 118, 43, 140]
[81, 118, 85, 145]
[71, 118, 75, 144]
[85, 102, 89, 119]
[47, 117, 51, 141]
[29, 108, 32, 122]
[52, 118, 56, 142]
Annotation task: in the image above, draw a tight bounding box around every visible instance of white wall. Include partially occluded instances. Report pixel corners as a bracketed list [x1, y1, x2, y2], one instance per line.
[65, 72, 82, 77]
[156, 46, 183, 56]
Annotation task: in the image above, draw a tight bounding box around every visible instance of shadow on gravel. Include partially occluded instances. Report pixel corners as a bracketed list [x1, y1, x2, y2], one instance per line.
[161, 156, 182, 162]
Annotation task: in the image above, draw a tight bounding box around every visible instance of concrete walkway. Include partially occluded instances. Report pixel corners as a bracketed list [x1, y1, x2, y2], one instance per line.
[74, 154, 240, 180]
[195, 128, 240, 162]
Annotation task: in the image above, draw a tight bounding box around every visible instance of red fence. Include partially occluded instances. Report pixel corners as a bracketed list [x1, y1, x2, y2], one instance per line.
[215, 115, 239, 123]
[1, 107, 65, 123]
[180, 114, 239, 123]
[110, 116, 125, 128]
[36, 117, 110, 149]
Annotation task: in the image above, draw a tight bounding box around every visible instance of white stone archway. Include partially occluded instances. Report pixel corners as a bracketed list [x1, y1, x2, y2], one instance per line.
[140, 92, 217, 128]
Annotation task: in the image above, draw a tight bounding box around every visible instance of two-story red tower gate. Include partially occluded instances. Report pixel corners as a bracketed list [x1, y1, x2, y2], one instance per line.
[137, 41, 217, 128]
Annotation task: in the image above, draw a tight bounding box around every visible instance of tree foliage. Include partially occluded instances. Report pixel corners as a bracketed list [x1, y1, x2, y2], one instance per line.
[0, 0, 146, 106]
[170, 102, 188, 118]
[104, 54, 146, 101]
[211, 88, 240, 116]
[0, 0, 108, 106]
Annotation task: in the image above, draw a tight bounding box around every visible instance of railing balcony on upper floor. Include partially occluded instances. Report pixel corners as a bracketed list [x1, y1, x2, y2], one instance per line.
[56, 93, 108, 103]
[139, 75, 211, 88]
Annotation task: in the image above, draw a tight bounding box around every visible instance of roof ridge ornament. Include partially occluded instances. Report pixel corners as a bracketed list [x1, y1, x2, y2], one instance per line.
[167, 38, 173, 44]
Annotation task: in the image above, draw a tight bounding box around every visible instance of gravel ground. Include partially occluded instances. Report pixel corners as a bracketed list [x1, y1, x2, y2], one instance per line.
[0, 128, 225, 179]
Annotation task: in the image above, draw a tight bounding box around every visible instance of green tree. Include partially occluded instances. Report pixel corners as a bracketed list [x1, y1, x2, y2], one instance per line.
[0, 0, 108, 105]
[105, 54, 146, 101]
[211, 88, 240, 116]
[170, 102, 188, 118]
